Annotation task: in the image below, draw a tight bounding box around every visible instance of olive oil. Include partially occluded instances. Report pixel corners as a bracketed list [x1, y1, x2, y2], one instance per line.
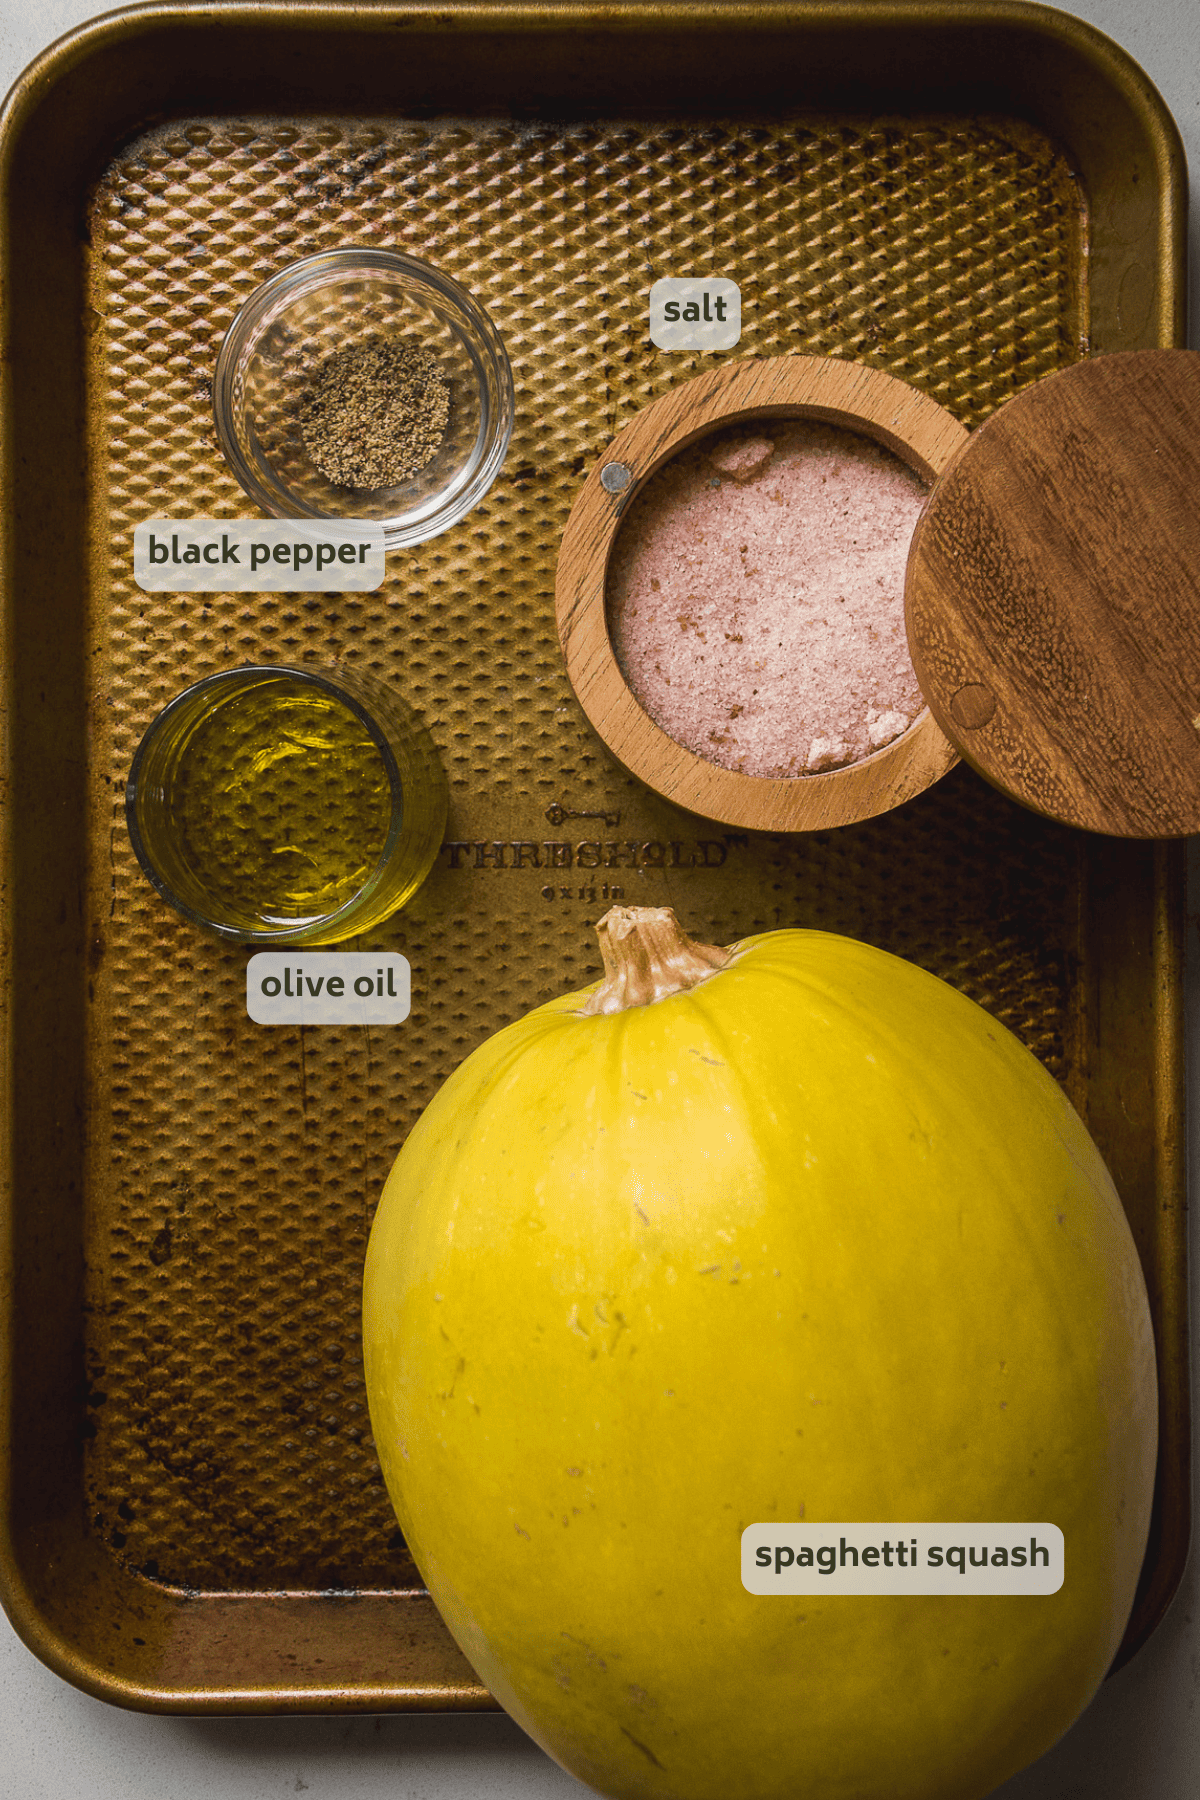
[170, 678, 393, 932]
[128, 664, 448, 944]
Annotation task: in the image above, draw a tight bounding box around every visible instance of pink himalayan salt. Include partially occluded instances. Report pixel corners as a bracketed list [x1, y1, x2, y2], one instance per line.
[607, 420, 929, 778]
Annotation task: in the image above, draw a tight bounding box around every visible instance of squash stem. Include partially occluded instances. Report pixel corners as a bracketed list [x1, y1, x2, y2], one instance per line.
[582, 906, 730, 1015]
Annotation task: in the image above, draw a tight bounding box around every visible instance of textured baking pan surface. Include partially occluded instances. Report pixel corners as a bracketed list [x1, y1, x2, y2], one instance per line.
[0, 2, 1188, 1710]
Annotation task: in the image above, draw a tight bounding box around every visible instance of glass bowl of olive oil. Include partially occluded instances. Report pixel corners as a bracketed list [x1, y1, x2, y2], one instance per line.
[126, 664, 447, 945]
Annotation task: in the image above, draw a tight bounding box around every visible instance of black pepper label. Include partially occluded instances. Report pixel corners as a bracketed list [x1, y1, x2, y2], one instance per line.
[133, 519, 386, 591]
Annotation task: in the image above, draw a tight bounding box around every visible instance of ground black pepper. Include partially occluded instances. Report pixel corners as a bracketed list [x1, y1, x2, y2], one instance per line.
[298, 335, 451, 490]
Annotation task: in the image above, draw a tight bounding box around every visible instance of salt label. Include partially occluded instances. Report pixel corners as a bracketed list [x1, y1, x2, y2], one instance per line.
[650, 278, 741, 351]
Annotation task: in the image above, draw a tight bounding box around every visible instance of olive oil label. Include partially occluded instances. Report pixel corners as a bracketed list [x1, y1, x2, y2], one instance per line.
[649, 277, 741, 351]
[134, 519, 386, 591]
[741, 1524, 1064, 1595]
[247, 952, 411, 1025]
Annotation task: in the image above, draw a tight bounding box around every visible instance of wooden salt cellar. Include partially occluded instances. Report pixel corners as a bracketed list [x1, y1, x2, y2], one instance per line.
[556, 355, 967, 832]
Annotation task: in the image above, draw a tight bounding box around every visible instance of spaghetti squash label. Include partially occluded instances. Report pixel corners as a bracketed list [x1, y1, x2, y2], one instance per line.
[742, 1524, 1064, 1594]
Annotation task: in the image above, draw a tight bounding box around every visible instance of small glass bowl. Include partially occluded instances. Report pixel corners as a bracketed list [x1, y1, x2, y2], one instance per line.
[126, 663, 448, 946]
[213, 248, 514, 549]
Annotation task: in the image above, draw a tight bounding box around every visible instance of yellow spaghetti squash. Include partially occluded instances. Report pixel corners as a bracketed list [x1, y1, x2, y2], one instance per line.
[363, 907, 1156, 1800]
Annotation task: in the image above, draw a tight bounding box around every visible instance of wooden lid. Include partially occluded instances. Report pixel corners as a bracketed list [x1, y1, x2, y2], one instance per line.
[906, 351, 1200, 837]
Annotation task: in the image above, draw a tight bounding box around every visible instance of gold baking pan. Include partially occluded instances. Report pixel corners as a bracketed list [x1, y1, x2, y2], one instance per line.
[0, 1, 1187, 1711]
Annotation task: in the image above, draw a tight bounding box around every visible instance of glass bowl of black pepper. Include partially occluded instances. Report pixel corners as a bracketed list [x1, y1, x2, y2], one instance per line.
[213, 247, 514, 549]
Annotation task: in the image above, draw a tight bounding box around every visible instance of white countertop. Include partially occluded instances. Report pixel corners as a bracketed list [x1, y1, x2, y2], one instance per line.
[1, 1, 1197, 1795]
